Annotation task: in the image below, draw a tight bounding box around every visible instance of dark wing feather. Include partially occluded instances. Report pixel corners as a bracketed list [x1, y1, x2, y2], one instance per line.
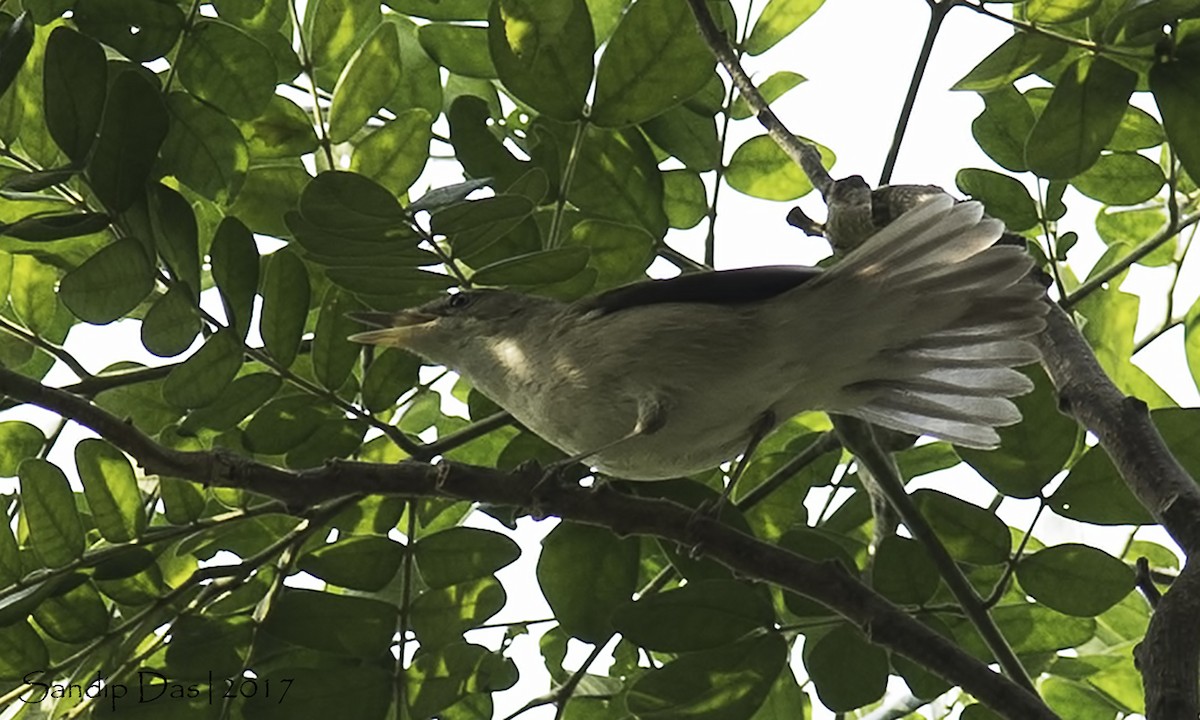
[578, 266, 823, 315]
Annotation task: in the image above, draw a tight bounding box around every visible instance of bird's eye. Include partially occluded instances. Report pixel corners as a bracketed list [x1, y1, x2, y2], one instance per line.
[447, 293, 472, 310]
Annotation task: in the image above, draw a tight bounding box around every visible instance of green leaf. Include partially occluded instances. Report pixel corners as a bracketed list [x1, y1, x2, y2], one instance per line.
[350, 108, 433, 195]
[0, 421, 42, 476]
[362, 348, 421, 412]
[0, 621, 49, 680]
[0, 512, 22, 584]
[243, 395, 326, 455]
[971, 86, 1035, 172]
[1, 212, 111, 242]
[537, 522, 638, 642]
[312, 286, 364, 390]
[432, 194, 535, 262]
[566, 124, 668, 235]
[227, 164, 311, 236]
[959, 366, 1079, 498]
[75, 439, 146, 543]
[626, 632, 787, 720]
[611, 580, 775, 652]
[591, 0, 714, 127]
[181, 372, 282, 432]
[489, 0, 595, 121]
[326, 267, 456, 307]
[19, 459, 85, 568]
[298, 171, 410, 237]
[262, 588, 396, 656]
[141, 284, 201, 357]
[414, 527, 521, 588]
[73, 0, 185, 61]
[1108, 104, 1165, 151]
[149, 184, 202, 297]
[58, 238, 155, 324]
[241, 95, 319, 160]
[662, 170, 707, 229]
[1026, 56, 1136, 179]
[285, 420, 367, 469]
[955, 168, 1039, 232]
[1150, 46, 1200, 186]
[1017, 544, 1134, 617]
[166, 616, 252, 680]
[730, 70, 806, 119]
[642, 104, 720, 171]
[299, 535, 405, 591]
[563, 219, 654, 290]
[806, 625, 889, 711]
[260, 249, 311, 368]
[726, 134, 835, 201]
[329, 22, 402, 143]
[913, 489, 1010, 565]
[178, 20, 276, 120]
[745, 0, 826, 55]
[952, 32, 1068, 92]
[419, 23, 496, 77]
[163, 330, 244, 409]
[1042, 676, 1121, 720]
[409, 576, 506, 647]
[305, 0, 382, 85]
[210, 217, 261, 340]
[388, 15, 444, 117]
[1072, 152, 1164, 205]
[160, 91, 249, 204]
[87, 70, 169, 212]
[470, 246, 591, 286]
[10, 256, 58, 335]
[872, 535, 939, 605]
[0, 13, 33, 102]
[1187, 295, 1200, 391]
[386, 0, 489, 19]
[406, 642, 516, 719]
[1024, 0, 1101, 24]
[43, 27, 106, 162]
[1051, 408, 1200, 525]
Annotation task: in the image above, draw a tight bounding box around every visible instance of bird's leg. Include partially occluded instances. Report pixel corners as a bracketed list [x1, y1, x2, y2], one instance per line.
[712, 410, 777, 515]
[684, 410, 776, 556]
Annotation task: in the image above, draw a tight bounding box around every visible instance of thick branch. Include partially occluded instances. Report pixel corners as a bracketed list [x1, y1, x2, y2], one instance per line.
[1037, 303, 1200, 718]
[1036, 304, 1200, 553]
[685, 0, 833, 197]
[0, 366, 1056, 720]
[1136, 557, 1200, 719]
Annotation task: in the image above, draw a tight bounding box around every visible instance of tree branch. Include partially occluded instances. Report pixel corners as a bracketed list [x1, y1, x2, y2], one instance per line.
[833, 416, 1036, 693]
[1135, 557, 1200, 720]
[685, 0, 833, 198]
[879, 1, 951, 185]
[1036, 302, 1200, 718]
[0, 366, 1057, 720]
[1036, 304, 1200, 552]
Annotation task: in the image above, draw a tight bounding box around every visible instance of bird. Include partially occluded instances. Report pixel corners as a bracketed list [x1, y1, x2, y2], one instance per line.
[349, 193, 1048, 481]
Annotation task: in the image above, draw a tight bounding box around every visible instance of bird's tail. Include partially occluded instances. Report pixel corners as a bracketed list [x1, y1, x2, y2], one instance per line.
[788, 194, 1048, 449]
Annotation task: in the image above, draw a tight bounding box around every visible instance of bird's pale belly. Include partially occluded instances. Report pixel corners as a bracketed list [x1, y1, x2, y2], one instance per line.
[518, 386, 785, 481]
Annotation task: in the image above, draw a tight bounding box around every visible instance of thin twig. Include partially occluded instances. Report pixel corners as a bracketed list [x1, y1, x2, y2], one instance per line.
[879, 1, 952, 185]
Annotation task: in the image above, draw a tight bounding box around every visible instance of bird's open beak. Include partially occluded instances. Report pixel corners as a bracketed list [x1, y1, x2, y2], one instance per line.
[347, 310, 437, 347]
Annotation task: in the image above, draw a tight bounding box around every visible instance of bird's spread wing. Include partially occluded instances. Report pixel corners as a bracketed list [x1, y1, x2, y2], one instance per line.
[579, 266, 823, 316]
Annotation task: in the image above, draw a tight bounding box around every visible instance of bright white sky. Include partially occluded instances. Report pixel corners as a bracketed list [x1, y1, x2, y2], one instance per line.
[18, 2, 1195, 718]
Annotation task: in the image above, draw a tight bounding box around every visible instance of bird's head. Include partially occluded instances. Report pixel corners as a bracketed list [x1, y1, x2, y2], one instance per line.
[348, 289, 560, 370]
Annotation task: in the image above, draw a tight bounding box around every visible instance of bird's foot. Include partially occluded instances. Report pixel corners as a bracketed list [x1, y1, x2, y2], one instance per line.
[515, 458, 589, 518]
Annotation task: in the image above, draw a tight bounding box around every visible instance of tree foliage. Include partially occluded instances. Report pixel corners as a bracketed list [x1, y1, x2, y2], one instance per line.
[0, 0, 1197, 718]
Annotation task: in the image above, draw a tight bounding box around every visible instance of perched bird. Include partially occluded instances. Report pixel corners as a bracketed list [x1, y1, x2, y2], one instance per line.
[350, 193, 1047, 481]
